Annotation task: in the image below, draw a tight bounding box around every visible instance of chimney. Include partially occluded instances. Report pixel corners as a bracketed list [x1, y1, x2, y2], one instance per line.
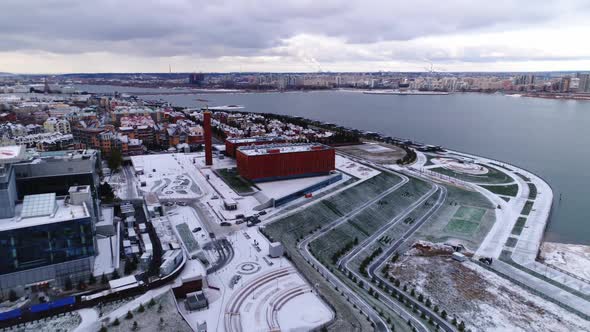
[204, 110, 213, 166]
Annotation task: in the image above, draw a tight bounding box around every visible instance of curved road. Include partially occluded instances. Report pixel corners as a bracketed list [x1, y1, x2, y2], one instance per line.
[297, 172, 412, 332]
[337, 184, 441, 332]
[367, 186, 456, 332]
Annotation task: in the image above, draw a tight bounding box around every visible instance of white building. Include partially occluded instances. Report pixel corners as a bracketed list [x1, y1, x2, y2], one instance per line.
[43, 117, 71, 134]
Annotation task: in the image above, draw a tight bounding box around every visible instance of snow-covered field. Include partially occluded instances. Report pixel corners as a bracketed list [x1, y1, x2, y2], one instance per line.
[103, 290, 191, 332]
[540, 242, 590, 281]
[131, 153, 203, 200]
[389, 256, 590, 332]
[335, 154, 380, 179]
[14, 311, 81, 332]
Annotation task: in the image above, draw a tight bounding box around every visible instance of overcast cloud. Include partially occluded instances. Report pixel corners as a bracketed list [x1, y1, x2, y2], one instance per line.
[1, 0, 590, 73]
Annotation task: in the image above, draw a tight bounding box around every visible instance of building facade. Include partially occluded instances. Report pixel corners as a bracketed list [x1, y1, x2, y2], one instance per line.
[236, 143, 335, 182]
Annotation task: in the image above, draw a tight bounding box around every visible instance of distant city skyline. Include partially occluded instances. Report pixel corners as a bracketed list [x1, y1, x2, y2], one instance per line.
[1, 0, 590, 74]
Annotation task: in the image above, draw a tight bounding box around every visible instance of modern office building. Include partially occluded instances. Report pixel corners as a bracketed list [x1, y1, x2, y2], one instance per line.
[0, 190, 95, 291]
[0, 146, 101, 293]
[236, 143, 335, 182]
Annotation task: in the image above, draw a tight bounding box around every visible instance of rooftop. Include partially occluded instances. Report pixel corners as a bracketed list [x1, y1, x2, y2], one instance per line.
[226, 136, 285, 144]
[237, 143, 332, 157]
[0, 196, 90, 232]
[0, 146, 25, 164]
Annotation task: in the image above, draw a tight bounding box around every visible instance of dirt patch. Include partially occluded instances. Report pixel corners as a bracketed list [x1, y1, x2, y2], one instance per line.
[388, 256, 590, 332]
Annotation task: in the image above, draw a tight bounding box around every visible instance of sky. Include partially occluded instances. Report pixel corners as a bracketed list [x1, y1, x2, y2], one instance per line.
[1, 0, 590, 74]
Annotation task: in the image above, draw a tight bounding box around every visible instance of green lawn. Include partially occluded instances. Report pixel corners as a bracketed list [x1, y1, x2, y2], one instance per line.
[511, 217, 527, 236]
[453, 206, 486, 222]
[444, 219, 480, 234]
[521, 201, 534, 215]
[217, 168, 256, 194]
[175, 223, 199, 252]
[528, 183, 537, 200]
[442, 206, 487, 236]
[505, 237, 518, 248]
[480, 184, 519, 197]
[431, 165, 512, 184]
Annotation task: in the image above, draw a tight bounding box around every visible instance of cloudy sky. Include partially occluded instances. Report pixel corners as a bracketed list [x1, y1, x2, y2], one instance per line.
[1, 0, 590, 73]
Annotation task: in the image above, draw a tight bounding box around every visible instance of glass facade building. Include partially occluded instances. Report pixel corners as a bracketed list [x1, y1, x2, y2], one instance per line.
[0, 217, 95, 275]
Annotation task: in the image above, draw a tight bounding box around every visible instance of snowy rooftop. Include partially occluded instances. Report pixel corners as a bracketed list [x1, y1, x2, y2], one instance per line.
[0, 197, 89, 232]
[0, 145, 25, 164]
[226, 136, 285, 144]
[237, 143, 332, 156]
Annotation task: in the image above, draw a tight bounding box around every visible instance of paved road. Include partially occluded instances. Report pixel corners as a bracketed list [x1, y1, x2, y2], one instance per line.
[367, 186, 457, 332]
[338, 184, 442, 332]
[297, 173, 412, 332]
[122, 165, 139, 199]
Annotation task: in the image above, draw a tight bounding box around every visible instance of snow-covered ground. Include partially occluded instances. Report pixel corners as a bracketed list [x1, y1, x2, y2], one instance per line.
[200, 167, 261, 220]
[335, 154, 380, 179]
[15, 311, 81, 332]
[101, 290, 192, 332]
[181, 227, 333, 332]
[541, 242, 590, 281]
[131, 153, 204, 200]
[93, 234, 120, 277]
[389, 255, 590, 332]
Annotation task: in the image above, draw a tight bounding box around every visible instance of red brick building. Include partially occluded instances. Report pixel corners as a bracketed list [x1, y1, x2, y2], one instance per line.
[236, 143, 335, 182]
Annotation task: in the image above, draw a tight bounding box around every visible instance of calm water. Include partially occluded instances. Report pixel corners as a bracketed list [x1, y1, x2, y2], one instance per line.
[79, 85, 590, 245]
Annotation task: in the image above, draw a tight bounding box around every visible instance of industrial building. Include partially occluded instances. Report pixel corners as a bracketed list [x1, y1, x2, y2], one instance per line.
[224, 136, 286, 158]
[236, 143, 335, 182]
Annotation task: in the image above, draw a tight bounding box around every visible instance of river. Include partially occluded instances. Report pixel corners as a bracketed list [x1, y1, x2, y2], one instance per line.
[78, 85, 590, 245]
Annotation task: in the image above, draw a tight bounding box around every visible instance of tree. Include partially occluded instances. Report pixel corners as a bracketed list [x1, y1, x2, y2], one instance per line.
[88, 274, 97, 285]
[99, 182, 115, 203]
[101, 273, 108, 285]
[113, 318, 120, 326]
[441, 310, 447, 319]
[138, 303, 145, 312]
[148, 298, 156, 307]
[410, 289, 415, 297]
[126, 311, 133, 320]
[8, 290, 17, 302]
[133, 321, 138, 330]
[111, 270, 120, 280]
[452, 317, 458, 326]
[458, 321, 466, 331]
[426, 298, 432, 307]
[358, 280, 364, 288]
[107, 149, 123, 171]
[434, 305, 439, 313]
[77, 279, 86, 290]
[99, 326, 108, 332]
[64, 276, 73, 290]
[418, 294, 424, 302]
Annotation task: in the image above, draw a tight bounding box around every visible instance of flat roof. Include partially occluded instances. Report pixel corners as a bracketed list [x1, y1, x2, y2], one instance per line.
[109, 275, 138, 289]
[0, 146, 25, 164]
[0, 198, 90, 232]
[226, 136, 285, 144]
[237, 143, 332, 157]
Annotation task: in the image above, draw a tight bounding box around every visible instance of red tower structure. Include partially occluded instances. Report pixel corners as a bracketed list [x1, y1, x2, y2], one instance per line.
[203, 111, 213, 166]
